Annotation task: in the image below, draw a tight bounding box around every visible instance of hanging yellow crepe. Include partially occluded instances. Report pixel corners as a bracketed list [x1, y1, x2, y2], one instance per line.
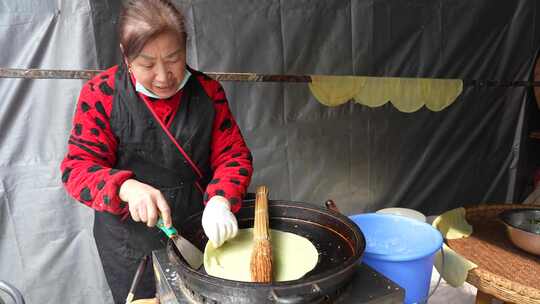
[432, 207, 473, 239]
[434, 244, 477, 287]
[307, 75, 361, 106]
[309, 75, 463, 112]
[431, 208, 477, 287]
[204, 228, 318, 282]
[130, 299, 158, 304]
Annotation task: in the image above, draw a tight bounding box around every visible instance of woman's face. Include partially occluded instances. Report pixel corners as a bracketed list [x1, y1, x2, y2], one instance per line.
[129, 31, 186, 98]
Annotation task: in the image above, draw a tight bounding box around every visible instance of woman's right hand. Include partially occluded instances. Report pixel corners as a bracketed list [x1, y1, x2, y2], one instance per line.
[119, 179, 172, 228]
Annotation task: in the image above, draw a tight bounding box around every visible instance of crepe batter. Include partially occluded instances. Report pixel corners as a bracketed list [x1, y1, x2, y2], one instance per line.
[204, 228, 319, 282]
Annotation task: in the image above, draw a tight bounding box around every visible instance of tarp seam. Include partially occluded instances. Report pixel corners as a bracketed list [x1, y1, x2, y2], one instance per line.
[278, 0, 292, 200]
[87, 0, 102, 68]
[1, 182, 26, 292]
[189, 0, 200, 69]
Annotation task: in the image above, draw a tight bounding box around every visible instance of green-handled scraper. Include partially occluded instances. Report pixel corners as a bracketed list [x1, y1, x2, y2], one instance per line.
[157, 218, 203, 269]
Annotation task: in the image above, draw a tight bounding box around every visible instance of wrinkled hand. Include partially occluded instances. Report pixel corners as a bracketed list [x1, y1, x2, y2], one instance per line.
[202, 196, 238, 248]
[119, 179, 171, 227]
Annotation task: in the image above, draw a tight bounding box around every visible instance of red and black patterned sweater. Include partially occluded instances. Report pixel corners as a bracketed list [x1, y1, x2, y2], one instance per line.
[60, 65, 252, 217]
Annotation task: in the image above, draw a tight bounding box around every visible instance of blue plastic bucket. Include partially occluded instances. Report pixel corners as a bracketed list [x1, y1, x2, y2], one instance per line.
[350, 213, 443, 304]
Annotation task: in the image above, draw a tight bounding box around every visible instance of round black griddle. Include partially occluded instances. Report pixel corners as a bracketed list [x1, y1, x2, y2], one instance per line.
[166, 199, 365, 304]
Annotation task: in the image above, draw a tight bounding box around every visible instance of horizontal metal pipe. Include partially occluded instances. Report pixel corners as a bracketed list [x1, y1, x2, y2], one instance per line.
[0, 68, 312, 82]
[2, 67, 540, 87]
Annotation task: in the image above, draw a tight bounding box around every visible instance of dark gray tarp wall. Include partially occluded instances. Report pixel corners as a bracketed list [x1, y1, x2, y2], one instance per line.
[1, 0, 539, 303]
[0, 1, 123, 303]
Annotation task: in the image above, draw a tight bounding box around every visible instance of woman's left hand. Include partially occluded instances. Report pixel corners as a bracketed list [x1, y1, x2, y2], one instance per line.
[202, 196, 238, 247]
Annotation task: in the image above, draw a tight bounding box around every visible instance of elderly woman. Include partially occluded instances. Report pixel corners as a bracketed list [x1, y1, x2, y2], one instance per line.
[60, 0, 252, 302]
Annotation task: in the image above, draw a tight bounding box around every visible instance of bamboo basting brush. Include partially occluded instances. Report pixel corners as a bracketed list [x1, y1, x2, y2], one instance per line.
[250, 185, 273, 283]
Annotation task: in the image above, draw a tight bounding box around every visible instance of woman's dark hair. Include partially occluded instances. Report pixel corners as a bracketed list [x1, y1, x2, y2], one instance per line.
[118, 0, 187, 60]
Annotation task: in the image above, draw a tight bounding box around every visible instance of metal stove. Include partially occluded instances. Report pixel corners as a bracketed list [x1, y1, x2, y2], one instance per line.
[152, 250, 404, 304]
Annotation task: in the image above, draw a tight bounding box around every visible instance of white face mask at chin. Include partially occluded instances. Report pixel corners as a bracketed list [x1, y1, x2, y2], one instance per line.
[135, 69, 192, 99]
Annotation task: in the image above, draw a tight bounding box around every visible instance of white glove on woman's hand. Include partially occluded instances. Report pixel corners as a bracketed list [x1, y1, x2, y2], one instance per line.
[202, 195, 238, 248]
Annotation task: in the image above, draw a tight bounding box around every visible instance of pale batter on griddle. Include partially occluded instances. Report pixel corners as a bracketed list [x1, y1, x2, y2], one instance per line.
[204, 228, 318, 282]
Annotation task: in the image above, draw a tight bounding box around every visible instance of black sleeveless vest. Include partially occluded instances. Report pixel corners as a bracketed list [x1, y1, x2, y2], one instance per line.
[93, 63, 215, 302]
[110, 63, 214, 224]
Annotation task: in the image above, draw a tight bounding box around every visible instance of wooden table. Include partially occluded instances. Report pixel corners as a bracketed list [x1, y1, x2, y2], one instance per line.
[446, 204, 540, 304]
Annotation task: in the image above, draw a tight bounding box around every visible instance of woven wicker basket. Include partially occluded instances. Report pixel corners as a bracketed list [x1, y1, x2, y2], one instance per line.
[447, 204, 540, 304]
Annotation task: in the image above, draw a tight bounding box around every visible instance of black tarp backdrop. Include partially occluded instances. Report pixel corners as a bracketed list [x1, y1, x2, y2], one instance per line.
[87, 0, 540, 216]
[2, 1, 540, 303]
[175, 0, 540, 216]
[56, 1, 540, 215]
